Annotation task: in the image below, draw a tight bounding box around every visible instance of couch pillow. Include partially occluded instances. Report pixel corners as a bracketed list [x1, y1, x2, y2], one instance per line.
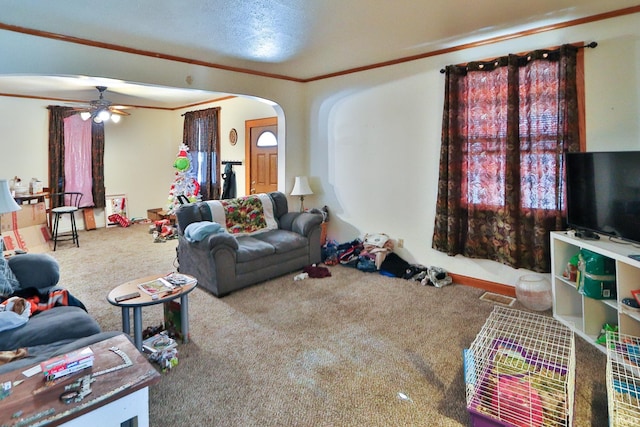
[0, 257, 20, 297]
[8, 253, 60, 290]
[184, 221, 224, 242]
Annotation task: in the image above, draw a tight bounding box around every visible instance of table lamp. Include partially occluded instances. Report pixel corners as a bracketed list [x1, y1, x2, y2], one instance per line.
[0, 179, 21, 253]
[290, 176, 313, 212]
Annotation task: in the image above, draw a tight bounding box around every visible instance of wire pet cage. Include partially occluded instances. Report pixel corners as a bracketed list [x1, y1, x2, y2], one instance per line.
[606, 331, 640, 426]
[465, 306, 576, 427]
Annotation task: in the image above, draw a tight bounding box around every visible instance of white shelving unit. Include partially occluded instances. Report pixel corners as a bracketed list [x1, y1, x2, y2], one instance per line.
[551, 231, 640, 353]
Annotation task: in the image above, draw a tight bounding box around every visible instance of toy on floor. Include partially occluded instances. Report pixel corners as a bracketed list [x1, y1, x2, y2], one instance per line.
[150, 219, 177, 242]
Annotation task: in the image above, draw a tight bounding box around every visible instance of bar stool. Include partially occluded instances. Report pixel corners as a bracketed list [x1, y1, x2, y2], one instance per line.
[50, 192, 83, 251]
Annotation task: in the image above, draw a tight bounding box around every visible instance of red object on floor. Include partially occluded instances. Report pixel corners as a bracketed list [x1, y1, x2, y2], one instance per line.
[303, 265, 331, 278]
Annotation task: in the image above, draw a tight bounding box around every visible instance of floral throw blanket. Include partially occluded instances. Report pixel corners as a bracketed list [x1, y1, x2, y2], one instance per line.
[205, 194, 277, 235]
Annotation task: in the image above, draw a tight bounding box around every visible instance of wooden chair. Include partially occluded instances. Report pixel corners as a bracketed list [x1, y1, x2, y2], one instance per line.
[50, 192, 83, 251]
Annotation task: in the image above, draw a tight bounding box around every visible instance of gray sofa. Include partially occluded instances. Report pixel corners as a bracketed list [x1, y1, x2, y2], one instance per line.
[175, 192, 323, 297]
[0, 253, 119, 374]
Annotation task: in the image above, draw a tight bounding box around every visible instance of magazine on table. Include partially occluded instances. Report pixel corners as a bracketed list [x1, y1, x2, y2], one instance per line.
[137, 277, 174, 295]
[163, 272, 197, 287]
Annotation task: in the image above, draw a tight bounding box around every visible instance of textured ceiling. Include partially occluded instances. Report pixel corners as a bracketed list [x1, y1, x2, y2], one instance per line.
[0, 0, 638, 107]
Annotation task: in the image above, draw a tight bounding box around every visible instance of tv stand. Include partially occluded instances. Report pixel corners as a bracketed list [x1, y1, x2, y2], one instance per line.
[551, 231, 640, 354]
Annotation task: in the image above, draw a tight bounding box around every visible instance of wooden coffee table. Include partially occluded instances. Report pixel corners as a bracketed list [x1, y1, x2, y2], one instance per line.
[107, 274, 197, 351]
[0, 333, 160, 427]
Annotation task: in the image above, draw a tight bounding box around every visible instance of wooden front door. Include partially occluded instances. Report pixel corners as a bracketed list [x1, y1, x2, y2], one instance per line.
[246, 117, 278, 195]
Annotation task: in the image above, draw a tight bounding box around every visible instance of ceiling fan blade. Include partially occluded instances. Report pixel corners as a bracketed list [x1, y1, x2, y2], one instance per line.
[110, 108, 130, 116]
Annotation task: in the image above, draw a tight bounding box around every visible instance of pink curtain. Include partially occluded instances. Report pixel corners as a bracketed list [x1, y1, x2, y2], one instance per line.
[63, 114, 95, 207]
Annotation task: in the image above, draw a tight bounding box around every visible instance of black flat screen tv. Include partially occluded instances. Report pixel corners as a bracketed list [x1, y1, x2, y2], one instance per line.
[566, 151, 640, 243]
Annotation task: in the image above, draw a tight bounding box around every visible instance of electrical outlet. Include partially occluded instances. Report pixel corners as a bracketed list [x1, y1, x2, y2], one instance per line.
[397, 238, 404, 248]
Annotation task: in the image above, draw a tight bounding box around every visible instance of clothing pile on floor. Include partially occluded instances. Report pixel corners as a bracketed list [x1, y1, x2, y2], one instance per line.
[321, 235, 452, 287]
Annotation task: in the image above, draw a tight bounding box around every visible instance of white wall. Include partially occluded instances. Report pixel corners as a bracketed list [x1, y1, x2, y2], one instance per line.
[0, 97, 50, 182]
[0, 27, 308, 207]
[305, 12, 640, 287]
[0, 94, 276, 228]
[1, 12, 640, 288]
[102, 108, 181, 222]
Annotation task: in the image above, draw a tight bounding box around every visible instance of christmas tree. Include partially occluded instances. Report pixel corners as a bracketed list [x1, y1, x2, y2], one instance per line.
[167, 144, 201, 213]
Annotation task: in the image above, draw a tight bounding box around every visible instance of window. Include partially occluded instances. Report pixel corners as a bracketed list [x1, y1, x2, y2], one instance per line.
[462, 60, 563, 210]
[433, 45, 583, 272]
[256, 131, 277, 147]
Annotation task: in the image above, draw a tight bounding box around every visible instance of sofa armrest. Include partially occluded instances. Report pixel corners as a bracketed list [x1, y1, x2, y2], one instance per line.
[201, 232, 239, 251]
[280, 212, 323, 236]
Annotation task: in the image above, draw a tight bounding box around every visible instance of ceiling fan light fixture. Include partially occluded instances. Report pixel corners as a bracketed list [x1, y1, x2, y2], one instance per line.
[77, 87, 129, 124]
[97, 109, 111, 122]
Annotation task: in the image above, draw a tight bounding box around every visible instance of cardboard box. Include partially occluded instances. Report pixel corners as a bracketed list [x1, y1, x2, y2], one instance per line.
[1, 202, 51, 253]
[0, 202, 47, 233]
[2, 225, 51, 254]
[147, 208, 163, 221]
[83, 208, 96, 231]
[148, 208, 176, 225]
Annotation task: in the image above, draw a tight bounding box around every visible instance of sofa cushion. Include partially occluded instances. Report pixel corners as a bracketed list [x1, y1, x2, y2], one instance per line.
[8, 253, 60, 291]
[0, 306, 101, 350]
[235, 236, 276, 262]
[252, 230, 308, 253]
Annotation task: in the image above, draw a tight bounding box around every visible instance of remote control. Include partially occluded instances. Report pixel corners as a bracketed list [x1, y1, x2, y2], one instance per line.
[115, 292, 140, 302]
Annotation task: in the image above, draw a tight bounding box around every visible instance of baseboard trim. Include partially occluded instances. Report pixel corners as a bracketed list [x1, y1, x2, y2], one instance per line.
[450, 273, 516, 297]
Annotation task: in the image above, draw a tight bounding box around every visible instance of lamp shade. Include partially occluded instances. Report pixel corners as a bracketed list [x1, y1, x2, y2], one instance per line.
[0, 179, 21, 215]
[291, 176, 313, 196]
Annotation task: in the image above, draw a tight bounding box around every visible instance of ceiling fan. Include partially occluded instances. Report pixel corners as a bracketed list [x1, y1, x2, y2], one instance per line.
[74, 86, 130, 123]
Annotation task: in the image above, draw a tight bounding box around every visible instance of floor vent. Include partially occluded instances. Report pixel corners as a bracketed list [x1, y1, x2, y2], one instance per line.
[479, 292, 516, 307]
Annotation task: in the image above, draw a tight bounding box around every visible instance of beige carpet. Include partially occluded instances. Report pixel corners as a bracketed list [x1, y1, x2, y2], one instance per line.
[48, 224, 607, 426]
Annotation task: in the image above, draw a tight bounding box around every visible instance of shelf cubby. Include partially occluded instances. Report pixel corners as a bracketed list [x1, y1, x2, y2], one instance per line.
[551, 231, 640, 353]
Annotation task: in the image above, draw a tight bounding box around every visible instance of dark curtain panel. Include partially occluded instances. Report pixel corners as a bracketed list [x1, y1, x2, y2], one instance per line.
[47, 106, 106, 209]
[182, 107, 221, 200]
[433, 45, 580, 272]
[91, 121, 106, 208]
[47, 106, 76, 205]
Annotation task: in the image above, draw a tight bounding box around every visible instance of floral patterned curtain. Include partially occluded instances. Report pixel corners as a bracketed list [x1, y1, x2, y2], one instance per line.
[432, 45, 580, 272]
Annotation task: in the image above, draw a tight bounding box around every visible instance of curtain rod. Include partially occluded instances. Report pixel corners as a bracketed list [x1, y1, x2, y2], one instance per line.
[439, 41, 598, 74]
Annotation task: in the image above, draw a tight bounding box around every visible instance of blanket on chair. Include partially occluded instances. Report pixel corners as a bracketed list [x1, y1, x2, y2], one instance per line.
[205, 194, 277, 235]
